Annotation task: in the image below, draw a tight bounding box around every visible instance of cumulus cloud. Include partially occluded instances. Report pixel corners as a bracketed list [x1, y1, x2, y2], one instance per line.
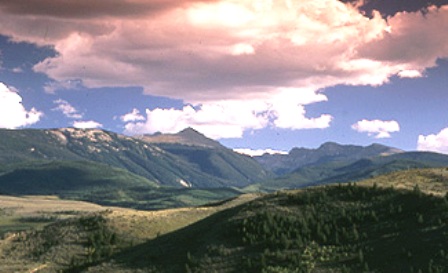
[0, 82, 43, 129]
[352, 119, 400, 138]
[417, 128, 448, 154]
[123, 89, 332, 139]
[123, 101, 269, 139]
[73, 120, 103, 129]
[233, 148, 288, 157]
[1, 0, 448, 136]
[52, 99, 83, 119]
[120, 108, 145, 122]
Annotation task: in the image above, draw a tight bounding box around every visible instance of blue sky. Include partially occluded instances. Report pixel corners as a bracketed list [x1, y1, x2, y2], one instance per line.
[0, 0, 448, 155]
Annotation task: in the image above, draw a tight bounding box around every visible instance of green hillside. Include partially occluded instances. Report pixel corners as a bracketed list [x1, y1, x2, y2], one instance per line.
[0, 160, 159, 195]
[0, 128, 270, 188]
[3, 180, 446, 273]
[92, 184, 448, 273]
[156, 143, 271, 187]
[0, 160, 242, 210]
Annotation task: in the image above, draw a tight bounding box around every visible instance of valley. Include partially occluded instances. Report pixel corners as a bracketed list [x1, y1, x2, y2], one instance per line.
[0, 128, 448, 272]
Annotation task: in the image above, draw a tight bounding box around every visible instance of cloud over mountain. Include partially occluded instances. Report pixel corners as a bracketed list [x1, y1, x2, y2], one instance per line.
[1, 0, 447, 136]
[0, 82, 43, 129]
[352, 119, 400, 139]
[418, 128, 448, 154]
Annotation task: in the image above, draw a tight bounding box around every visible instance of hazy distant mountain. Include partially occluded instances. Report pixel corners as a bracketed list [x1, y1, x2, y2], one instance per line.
[0, 128, 270, 188]
[258, 151, 448, 190]
[255, 142, 403, 175]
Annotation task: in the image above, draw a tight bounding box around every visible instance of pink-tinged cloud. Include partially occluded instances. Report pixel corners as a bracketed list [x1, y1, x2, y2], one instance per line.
[0, 82, 43, 129]
[417, 128, 448, 154]
[352, 119, 400, 139]
[1, 0, 448, 136]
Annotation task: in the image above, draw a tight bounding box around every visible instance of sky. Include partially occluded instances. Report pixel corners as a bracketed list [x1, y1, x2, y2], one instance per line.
[0, 0, 448, 155]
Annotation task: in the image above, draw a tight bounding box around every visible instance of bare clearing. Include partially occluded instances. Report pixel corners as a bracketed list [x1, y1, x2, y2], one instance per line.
[0, 195, 104, 216]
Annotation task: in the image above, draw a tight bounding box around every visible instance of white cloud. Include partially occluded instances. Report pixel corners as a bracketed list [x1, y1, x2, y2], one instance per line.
[2, 1, 448, 137]
[0, 82, 43, 129]
[417, 128, 448, 154]
[123, 101, 268, 139]
[123, 89, 332, 139]
[12, 67, 24, 73]
[352, 119, 400, 138]
[73, 120, 103, 129]
[120, 108, 145, 122]
[397, 69, 423, 78]
[53, 99, 83, 119]
[233, 148, 288, 157]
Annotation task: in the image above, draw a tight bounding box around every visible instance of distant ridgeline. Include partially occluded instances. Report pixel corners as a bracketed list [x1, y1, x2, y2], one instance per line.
[0, 128, 270, 188]
[1, 128, 448, 208]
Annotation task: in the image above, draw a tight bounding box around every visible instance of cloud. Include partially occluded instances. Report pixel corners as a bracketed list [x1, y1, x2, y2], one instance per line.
[233, 148, 288, 157]
[123, 101, 269, 139]
[123, 89, 332, 139]
[73, 120, 103, 129]
[417, 128, 448, 154]
[3, 0, 447, 100]
[53, 99, 83, 119]
[120, 108, 145, 122]
[1, 0, 448, 136]
[352, 119, 400, 138]
[397, 69, 423, 78]
[0, 82, 43, 129]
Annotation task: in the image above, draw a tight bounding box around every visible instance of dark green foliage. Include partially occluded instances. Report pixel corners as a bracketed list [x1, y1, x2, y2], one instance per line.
[232, 185, 448, 273]
[3, 184, 448, 273]
[95, 184, 448, 273]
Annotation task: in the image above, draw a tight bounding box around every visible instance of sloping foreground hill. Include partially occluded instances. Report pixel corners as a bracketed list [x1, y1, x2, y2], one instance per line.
[0, 193, 259, 273]
[2, 170, 447, 273]
[358, 167, 448, 196]
[85, 184, 448, 273]
[0, 128, 270, 188]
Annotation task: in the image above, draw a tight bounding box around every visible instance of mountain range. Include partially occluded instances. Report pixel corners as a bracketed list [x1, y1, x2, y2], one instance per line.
[0, 128, 269, 189]
[1, 127, 448, 208]
[254, 142, 404, 175]
[1, 127, 448, 272]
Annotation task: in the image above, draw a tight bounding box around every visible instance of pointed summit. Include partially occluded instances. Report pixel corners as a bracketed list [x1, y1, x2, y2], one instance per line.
[138, 128, 223, 148]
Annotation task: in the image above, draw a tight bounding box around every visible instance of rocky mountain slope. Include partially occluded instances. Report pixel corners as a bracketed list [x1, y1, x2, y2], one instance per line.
[0, 128, 270, 188]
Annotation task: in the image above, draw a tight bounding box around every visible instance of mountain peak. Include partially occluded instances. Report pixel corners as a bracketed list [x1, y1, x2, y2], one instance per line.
[178, 127, 204, 137]
[318, 142, 343, 150]
[138, 128, 223, 148]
